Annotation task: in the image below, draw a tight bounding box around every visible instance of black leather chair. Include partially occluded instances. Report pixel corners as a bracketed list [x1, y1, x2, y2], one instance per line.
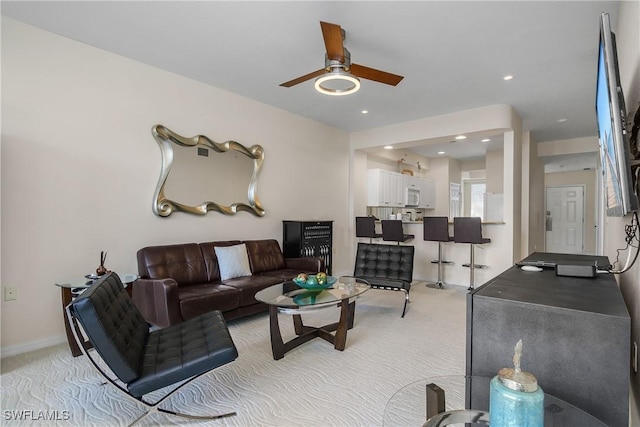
[423, 216, 454, 289]
[66, 272, 238, 425]
[453, 217, 491, 291]
[381, 219, 415, 245]
[355, 216, 382, 243]
[352, 242, 415, 317]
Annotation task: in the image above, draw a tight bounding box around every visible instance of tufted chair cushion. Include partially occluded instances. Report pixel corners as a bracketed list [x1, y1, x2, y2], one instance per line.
[71, 272, 239, 398]
[71, 273, 149, 383]
[128, 310, 238, 397]
[354, 243, 414, 285]
[244, 239, 286, 273]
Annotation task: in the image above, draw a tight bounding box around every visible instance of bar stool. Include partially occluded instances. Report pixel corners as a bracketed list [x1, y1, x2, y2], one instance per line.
[381, 220, 415, 245]
[453, 217, 491, 291]
[355, 216, 382, 243]
[423, 217, 454, 289]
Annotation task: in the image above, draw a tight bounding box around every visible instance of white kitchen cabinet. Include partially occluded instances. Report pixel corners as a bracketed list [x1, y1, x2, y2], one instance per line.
[368, 169, 434, 209]
[368, 169, 404, 207]
[392, 173, 405, 206]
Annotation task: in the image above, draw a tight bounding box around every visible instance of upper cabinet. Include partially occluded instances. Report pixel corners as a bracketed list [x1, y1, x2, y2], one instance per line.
[368, 169, 404, 207]
[367, 169, 435, 209]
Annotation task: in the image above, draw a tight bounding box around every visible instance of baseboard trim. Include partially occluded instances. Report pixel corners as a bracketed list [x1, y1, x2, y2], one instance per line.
[1, 335, 67, 359]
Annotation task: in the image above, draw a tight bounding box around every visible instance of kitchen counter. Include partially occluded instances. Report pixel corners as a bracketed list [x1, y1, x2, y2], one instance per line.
[375, 220, 505, 225]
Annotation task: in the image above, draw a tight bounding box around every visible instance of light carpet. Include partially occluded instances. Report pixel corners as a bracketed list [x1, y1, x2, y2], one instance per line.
[1, 283, 467, 427]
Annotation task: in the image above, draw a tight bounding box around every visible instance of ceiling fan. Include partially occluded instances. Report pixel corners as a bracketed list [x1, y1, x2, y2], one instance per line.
[279, 21, 404, 95]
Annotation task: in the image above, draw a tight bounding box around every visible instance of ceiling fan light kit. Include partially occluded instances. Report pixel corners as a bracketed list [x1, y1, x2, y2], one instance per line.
[280, 21, 403, 95]
[315, 70, 361, 96]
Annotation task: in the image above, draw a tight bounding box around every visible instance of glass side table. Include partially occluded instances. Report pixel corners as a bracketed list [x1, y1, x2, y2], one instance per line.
[383, 375, 606, 427]
[55, 273, 138, 357]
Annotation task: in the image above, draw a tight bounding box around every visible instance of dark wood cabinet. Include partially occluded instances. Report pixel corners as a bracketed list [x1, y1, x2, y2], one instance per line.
[283, 220, 333, 275]
[466, 252, 630, 427]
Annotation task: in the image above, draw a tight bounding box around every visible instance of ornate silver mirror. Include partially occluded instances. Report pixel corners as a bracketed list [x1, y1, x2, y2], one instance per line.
[151, 125, 265, 217]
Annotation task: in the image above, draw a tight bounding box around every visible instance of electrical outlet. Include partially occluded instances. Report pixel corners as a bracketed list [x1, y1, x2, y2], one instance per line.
[4, 286, 17, 301]
[633, 342, 638, 373]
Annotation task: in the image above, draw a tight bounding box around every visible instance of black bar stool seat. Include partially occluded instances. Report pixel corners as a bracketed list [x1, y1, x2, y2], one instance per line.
[356, 216, 382, 243]
[453, 217, 491, 291]
[382, 220, 415, 245]
[423, 216, 453, 289]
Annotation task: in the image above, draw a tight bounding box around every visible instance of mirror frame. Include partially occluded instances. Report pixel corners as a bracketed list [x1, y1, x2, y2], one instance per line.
[151, 124, 265, 217]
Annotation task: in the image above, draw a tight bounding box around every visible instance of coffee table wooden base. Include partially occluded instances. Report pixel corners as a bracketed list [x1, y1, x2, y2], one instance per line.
[269, 298, 356, 360]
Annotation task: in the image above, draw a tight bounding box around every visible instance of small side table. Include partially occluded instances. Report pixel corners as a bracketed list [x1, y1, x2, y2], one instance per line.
[55, 273, 138, 357]
[383, 375, 606, 426]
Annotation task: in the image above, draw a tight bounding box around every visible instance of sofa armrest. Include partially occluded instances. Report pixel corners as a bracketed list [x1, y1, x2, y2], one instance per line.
[284, 257, 325, 273]
[131, 278, 183, 328]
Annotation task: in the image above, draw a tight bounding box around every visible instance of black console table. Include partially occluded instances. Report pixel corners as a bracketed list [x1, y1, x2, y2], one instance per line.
[282, 220, 333, 275]
[466, 252, 630, 427]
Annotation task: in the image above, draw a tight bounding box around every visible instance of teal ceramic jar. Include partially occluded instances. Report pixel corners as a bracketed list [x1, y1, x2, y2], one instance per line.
[489, 340, 544, 427]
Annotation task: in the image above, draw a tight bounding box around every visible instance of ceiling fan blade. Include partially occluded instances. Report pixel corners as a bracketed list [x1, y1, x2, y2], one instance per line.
[279, 69, 327, 87]
[320, 21, 345, 62]
[350, 63, 404, 86]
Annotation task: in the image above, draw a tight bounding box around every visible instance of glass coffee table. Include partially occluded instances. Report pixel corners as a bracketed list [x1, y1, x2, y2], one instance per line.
[383, 375, 606, 426]
[255, 278, 369, 360]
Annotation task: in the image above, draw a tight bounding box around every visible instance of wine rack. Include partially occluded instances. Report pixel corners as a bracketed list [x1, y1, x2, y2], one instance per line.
[282, 220, 333, 275]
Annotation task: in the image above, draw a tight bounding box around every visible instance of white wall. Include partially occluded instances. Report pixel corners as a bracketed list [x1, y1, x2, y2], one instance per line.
[423, 157, 450, 217]
[485, 149, 504, 194]
[537, 136, 599, 158]
[0, 18, 350, 355]
[606, 2, 640, 423]
[522, 132, 545, 255]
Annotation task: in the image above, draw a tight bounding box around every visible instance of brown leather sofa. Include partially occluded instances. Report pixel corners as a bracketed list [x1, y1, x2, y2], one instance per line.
[133, 239, 324, 327]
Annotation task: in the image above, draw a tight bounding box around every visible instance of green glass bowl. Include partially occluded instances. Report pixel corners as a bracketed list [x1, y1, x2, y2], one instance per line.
[293, 275, 337, 290]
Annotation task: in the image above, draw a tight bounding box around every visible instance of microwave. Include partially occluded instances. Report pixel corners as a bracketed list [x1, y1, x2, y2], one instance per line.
[405, 187, 420, 207]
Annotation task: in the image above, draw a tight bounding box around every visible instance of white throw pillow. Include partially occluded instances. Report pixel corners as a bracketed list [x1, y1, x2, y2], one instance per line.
[215, 244, 252, 281]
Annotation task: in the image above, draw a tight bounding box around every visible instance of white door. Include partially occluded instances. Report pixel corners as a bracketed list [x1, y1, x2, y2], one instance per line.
[545, 186, 585, 254]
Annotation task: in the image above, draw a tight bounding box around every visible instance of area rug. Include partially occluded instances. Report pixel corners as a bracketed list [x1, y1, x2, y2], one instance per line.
[1, 283, 467, 426]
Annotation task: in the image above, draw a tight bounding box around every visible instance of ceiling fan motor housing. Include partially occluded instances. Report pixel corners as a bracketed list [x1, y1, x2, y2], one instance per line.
[325, 48, 351, 72]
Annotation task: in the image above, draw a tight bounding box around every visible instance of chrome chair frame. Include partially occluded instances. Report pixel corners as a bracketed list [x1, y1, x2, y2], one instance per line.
[65, 274, 237, 426]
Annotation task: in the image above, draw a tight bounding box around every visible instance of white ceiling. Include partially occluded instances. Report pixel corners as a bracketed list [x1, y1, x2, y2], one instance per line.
[2, 1, 617, 165]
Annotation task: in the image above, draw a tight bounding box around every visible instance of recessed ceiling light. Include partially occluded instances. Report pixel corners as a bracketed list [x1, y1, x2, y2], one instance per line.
[361, 110, 368, 114]
[481, 138, 491, 143]
[503, 75, 514, 81]
[438, 151, 446, 155]
[557, 118, 568, 123]
[455, 135, 467, 140]
[384, 145, 394, 150]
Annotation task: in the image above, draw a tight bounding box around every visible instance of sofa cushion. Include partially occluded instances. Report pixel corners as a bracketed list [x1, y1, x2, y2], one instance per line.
[137, 243, 208, 286]
[222, 274, 282, 307]
[244, 239, 286, 273]
[214, 244, 252, 281]
[178, 284, 239, 321]
[200, 241, 242, 283]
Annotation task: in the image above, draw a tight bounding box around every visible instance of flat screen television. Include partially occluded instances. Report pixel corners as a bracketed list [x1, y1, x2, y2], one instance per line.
[595, 12, 639, 217]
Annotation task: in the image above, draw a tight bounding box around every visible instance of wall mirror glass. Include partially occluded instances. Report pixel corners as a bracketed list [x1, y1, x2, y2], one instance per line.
[152, 125, 265, 217]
